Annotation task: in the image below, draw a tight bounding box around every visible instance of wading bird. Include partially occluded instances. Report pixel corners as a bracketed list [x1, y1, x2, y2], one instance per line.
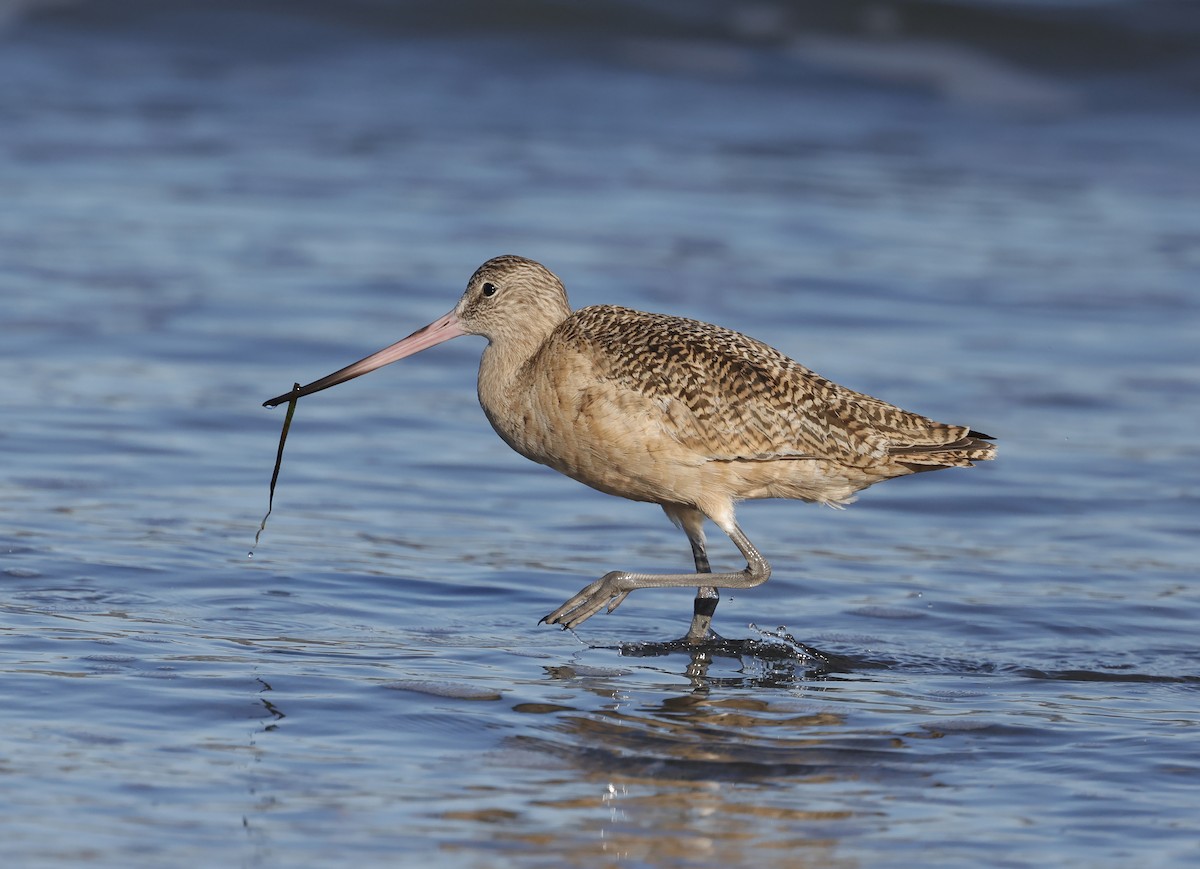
[265, 256, 995, 642]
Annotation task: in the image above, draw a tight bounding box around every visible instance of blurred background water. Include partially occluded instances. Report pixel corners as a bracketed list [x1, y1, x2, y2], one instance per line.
[1, 0, 1198, 866]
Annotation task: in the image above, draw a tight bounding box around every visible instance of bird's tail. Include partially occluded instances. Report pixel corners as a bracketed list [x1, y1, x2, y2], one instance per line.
[890, 429, 997, 471]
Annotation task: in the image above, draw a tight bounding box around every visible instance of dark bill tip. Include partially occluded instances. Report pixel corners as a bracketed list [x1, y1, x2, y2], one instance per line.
[263, 390, 297, 408]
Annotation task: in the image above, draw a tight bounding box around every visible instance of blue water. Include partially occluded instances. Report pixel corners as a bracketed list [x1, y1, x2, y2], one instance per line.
[2, 1, 1198, 866]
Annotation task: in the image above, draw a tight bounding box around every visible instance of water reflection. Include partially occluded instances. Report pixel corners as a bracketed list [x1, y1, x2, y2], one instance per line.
[487, 644, 926, 866]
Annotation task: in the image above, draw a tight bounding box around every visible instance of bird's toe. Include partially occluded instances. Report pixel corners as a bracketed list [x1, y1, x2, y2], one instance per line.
[541, 572, 631, 629]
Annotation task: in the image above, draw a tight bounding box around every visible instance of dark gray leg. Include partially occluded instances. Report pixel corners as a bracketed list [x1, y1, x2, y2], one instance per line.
[683, 523, 719, 643]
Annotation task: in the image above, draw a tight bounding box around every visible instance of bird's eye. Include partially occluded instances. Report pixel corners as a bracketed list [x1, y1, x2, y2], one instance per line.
[481, 282, 498, 297]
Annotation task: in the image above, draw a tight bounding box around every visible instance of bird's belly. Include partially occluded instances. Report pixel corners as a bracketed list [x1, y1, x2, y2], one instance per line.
[531, 441, 882, 509]
[540, 448, 691, 504]
[517, 423, 697, 504]
[483, 398, 703, 505]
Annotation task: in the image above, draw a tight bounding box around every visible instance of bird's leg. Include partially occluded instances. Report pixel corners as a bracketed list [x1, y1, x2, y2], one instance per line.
[541, 516, 770, 631]
[683, 521, 719, 644]
[662, 503, 720, 642]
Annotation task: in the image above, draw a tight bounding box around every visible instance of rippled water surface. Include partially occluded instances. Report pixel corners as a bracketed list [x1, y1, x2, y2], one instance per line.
[2, 2, 1198, 866]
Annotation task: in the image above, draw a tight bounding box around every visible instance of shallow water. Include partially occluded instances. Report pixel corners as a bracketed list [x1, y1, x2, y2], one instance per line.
[2, 1, 1198, 866]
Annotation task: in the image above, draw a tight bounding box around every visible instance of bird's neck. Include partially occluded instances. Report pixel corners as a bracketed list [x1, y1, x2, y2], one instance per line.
[477, 321, 548, 399]
[475, 315, 566, 456]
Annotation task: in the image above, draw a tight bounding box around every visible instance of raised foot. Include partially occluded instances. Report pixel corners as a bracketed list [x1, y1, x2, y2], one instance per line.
[540, 571, 632, 630]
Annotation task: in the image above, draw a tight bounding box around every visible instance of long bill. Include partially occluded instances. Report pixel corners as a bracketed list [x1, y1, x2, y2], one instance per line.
[263, 310, 465, 408]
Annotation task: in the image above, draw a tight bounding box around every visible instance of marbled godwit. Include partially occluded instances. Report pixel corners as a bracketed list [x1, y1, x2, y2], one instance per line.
[265, 255, 995, 641]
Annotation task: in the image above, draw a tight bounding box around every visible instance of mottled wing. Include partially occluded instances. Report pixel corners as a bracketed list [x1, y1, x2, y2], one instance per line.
[559, 306, 988, 469]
